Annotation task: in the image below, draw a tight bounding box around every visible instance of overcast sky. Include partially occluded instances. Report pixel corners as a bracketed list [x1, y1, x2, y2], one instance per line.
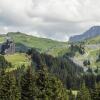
[0, 0, 100, 41]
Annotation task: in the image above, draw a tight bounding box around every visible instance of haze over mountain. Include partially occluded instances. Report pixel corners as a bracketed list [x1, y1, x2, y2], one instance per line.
[69, 26, 100, 42]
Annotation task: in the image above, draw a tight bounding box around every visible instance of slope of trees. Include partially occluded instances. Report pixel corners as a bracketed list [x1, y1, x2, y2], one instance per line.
[64, 44, 85, 57]
[0, 65, 69, 100]
[0, 72, 20, 100]
[76, 82, 91, 100]
[31, 65, 68, 100]
[27, 48, 83, 89]
[0, 49, 100, 100]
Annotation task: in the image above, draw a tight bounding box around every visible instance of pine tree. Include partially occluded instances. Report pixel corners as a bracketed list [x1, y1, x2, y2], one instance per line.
[33, 65, 68, 100]
[76, 82, 91, 100]
[0, 55, 10, 69]
[21, 66, 34, 100]
[91, 82, 100, 100]
[0, 72, 20, 100]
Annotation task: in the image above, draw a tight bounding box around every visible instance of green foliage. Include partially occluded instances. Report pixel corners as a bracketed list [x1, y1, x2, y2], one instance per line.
[96, 54, 100, 62]
[85, 35, 100, 44]
[76, 82, 91, 100]
[0, 71, 21, 100]
[0, 55, 11, 69]
[27, 48, 83, 89]
[21, 67, 34, 100]
[4, 53, 31, 72]
[32, 65, 68, 100]
[0, 32, 67, 55]
[0, 32, 99, 100]
[65, 44, 85, 57]
[20, 65, 69, 100]
[0, 35, 5, 43]
[90, 82, 100, 100]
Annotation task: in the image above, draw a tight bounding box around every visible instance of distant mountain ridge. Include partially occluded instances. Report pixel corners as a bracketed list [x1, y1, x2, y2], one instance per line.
[69, 26, 100, 42]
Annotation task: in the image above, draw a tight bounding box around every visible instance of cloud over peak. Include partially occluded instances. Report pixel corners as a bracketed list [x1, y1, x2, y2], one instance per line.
[0, 0, 100, 41]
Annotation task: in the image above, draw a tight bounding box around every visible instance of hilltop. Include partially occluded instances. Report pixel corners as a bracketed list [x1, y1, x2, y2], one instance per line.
[0, 32, 68, 70]
[0, 32, 67, 53]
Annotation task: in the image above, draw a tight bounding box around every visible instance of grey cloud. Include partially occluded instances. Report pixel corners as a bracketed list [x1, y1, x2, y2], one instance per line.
[0, 0, 100, 41]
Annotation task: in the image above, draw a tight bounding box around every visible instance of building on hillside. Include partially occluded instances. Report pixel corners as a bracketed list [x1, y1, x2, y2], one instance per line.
[0, 36, 15, 54]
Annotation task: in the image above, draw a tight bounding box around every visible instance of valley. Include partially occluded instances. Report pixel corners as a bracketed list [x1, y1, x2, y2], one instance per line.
[0, 27, 100, 100]
[0, 0, 100, 99]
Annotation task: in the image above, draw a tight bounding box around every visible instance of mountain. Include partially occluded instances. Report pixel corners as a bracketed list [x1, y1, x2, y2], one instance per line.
[69, 26, 100, 42]
[0, 32, 66, 53]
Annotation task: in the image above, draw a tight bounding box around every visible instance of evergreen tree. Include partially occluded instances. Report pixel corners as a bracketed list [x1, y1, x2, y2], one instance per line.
[76, 82, 91, 100]
[0, 72, 20, 100]
[33, 65, 68, 100]
[0, 55, 11, 69]
[90, 82, 100, 100]
[21, 66, 34, 100]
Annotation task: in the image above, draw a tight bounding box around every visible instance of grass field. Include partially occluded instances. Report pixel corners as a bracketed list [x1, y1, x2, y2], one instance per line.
[46, 46, 69, 57]
[4, 53, 31, 72]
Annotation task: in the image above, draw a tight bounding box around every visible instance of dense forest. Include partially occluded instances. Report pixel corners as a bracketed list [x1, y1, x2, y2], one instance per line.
[0, 48, 100, 100]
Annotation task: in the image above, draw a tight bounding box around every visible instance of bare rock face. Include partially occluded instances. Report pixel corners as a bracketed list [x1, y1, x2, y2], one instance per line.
[1, 37, 15, 54]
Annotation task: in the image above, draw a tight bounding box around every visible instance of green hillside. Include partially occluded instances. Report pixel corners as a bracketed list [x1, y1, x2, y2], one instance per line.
[46, 46, 69, 57]
[0, 32, 68, 70]
[0, 32, 99, 69]
[8, 32, 67, 52]
[0, 32, 67, 53]
[74, 48, 100, 68]
[69, 35, 100, 69]
[84, 35, 100, 44]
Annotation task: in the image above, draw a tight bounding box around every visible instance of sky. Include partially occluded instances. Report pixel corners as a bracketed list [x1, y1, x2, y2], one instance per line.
[0, 0, 100, 41]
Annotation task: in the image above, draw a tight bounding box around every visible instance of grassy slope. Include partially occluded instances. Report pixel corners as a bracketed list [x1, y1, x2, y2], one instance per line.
[46, 46, 68, 57]
[72, 35, 100, 68]
[5, 53, 31, 72]
[74, 45, 100, 68]
[84, 36, 100, 68]
[84, 35, 100, 44]
[0, 32, 68, 56]
[7, 32, 67, 52]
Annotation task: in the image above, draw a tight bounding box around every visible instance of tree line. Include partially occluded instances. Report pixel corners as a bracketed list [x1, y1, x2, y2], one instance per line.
[0, 48, 99, 100]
